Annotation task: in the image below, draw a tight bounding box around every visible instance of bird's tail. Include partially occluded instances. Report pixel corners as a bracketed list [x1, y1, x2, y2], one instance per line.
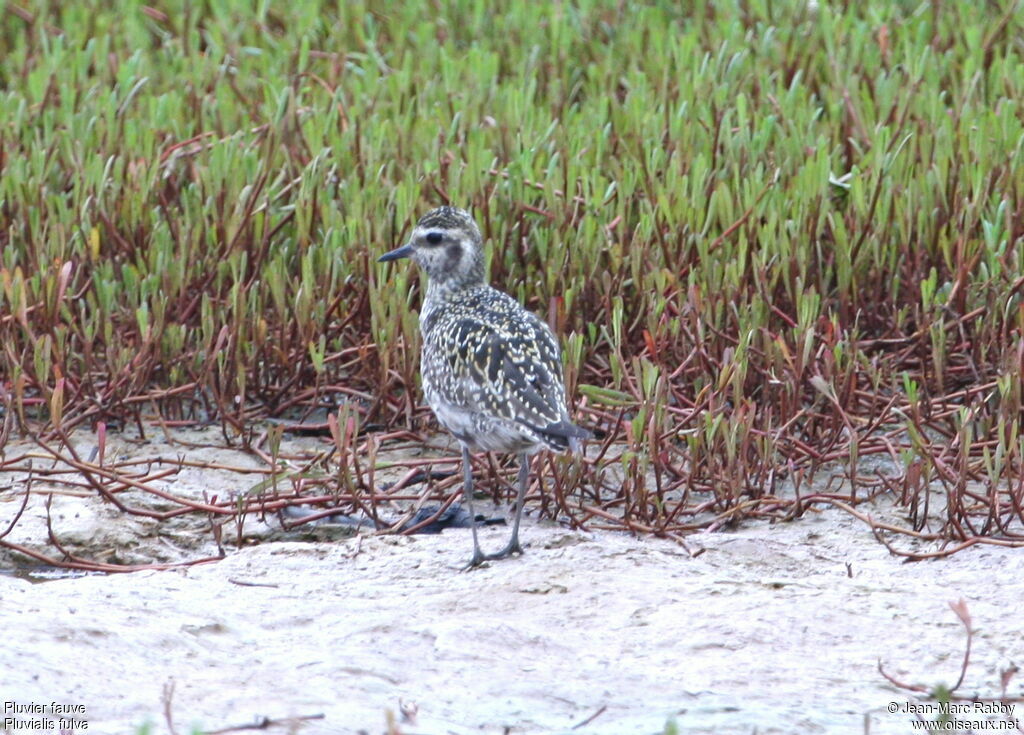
[536, 420, 593, 453]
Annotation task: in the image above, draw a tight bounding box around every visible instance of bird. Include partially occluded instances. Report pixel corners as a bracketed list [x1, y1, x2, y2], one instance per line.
[378, 206, 590, 568]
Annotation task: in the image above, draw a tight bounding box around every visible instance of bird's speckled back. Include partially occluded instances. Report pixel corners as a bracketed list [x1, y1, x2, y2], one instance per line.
[390, 206, 590, 454]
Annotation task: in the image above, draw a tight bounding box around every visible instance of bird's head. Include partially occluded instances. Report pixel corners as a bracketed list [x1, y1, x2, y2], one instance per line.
[378, 206, 485, 289]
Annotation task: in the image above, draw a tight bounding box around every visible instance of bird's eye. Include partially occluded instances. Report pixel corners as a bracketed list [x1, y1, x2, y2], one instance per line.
[425, 232, 443, 244]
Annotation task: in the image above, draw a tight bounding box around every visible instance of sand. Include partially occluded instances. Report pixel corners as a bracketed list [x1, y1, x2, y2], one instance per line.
[1, 430, 1022, 735]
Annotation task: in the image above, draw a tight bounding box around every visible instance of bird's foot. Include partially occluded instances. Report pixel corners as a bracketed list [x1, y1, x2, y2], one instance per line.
[463, 549, 490, 571]
[495, 540, 524, 558]
[462, 541, 525, 570]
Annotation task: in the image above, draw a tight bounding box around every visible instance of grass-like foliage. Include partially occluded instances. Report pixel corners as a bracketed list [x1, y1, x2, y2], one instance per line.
[2, 1, 1024, 553]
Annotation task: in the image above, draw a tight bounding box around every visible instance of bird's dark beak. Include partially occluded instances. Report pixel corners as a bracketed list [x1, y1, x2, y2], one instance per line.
[378, 244, 414, 262]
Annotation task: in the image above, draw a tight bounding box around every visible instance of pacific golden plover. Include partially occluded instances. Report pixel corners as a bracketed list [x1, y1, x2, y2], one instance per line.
[378, 206, 590, 567]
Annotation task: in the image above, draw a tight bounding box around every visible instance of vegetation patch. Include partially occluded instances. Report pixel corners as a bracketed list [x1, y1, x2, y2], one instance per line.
[2, 1, 1024, 568]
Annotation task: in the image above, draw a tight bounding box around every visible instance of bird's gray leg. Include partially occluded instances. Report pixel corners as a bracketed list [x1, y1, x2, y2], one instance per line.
[462, 446, 487, 569]
[485, 452, 529, 560]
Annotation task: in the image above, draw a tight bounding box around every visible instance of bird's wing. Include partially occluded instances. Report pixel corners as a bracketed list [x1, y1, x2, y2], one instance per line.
[445, 312, 568, 433]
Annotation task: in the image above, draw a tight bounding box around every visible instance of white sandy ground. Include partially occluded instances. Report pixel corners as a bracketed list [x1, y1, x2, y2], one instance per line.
[1, 431, 1023, 735]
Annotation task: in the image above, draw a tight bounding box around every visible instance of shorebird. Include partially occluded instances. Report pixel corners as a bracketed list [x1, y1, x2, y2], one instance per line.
[378, 206, 590, 567]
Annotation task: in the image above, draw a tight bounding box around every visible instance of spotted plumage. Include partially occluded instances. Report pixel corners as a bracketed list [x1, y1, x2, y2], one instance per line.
[378, 206, 589, 567]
